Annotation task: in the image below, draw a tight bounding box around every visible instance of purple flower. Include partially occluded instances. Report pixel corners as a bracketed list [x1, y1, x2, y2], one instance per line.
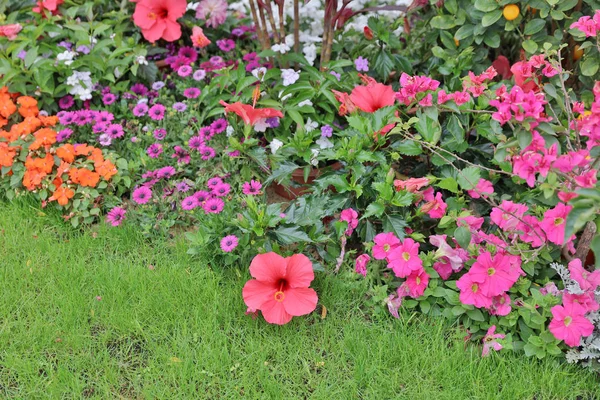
[330, 71, 341, 81]
[210, 55, 224, 65]
[176, 181, 191, 193]
[220, 235, 239, 252]
[92, 123, 107, 134]
[183, 88, 201, 99]
[200, 146, 215, 160]
[203, 198, 224, 214]
[321, 125, 333, 137]
[212, 183, 231, 197]
[131, 83, 149, 96]
[193, 69, 206, 81]
[156, 166, 176, 179]
[210, 118, 227, 133]
[58, 95, 74, 110]
[172, 145, 191, 164]
[173, 102, 187, 112]
[132, 186, 153, 205]
[178, 65, 193, 77]
[106, 124, 124, 139]
[194, 190, 211, 202]
[56, 128, 73, 142]
[196, 0, 228, 28]
[178, 46, 198, 63]
[232, 28, 245, 37]
[243, 52, 258, 62]
[133, 103, 148, 117]
[106, 207, 126, 227]
[76, 45, 91, 54]
[355, 56, 369, 72]
[207, 177, 223, 188]
[59, 112, 75, 125]
[188, 135, 204, 150]
[98, 134, 112, 146]
[58, 41, 72, 49]
[181, 196, 200, 210]
[131, 136, 139, 143]
[75, 110, 91, 126]
[242, 180, 262, 195]
[153, 128, 167, 140]
[147, 143, 163, 158]
[148, 104, 166, 120]
[217, 39, 236, 52]
[96, 111, 114, 124]
[266, 117, 280, 128]
[152, 81, 165, 90]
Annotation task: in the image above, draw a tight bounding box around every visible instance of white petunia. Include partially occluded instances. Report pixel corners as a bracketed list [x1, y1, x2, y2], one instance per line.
[136, 55, 148, 65]
[254, 119, 269, 132]
[57, 50, 77, 65]
[251, 67, 267, 81]
[271, 43, 290, 54]
[270, 138, 284, 154]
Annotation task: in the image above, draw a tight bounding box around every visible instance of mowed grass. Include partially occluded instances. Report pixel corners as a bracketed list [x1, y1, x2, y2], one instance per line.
[0, 201, 599, 399]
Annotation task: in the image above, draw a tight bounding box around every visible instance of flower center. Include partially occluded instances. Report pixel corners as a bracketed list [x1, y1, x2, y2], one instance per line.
[416, 277, 421, 285]
[274, 291, 285, 302]
[554, 217, 564, 226]
[487, 268, 495, 276]
[564, 316, 572, 327]
[148, 12, 157, 20]
[471, 283, 478, 293]
[402, 252, 411, 261]
[383, 244, 390, 252]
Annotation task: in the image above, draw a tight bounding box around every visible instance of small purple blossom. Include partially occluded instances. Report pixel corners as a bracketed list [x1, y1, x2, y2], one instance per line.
[132, 186, 152, 204]
[58, 95, 74, 110]
[203, 198, 224, 214]
[242, 180, 262, 195]
[76, 45, 91, 54]
[217, 39, 236, 52]
[188, 135, 204, 150]
[212, 183, 231, 197]
[56, 128, 73, 142]
[131, 83, 148, 96]
[266, 117, 280, 128]
[92, 123, 107, 134]
[181, 196, 200, 210]
[146, 143, 163, 158]
[176, 181, 191, 193]
[98, 134, 112, 146]
[200, 146, 215, 160]
[178, 65, 193, 77]
[148, 103, 166, 120]
[106, 124, 124, 139]
[153, 128, 167, 140]
[210, 118, 227, 133]
[321, 125, 333, 137]
[355, 56, 369, 72]
[207, 177, 223, 188]
[193, 69, 206, 81]
[106, 207, 126, 227]
[172, 145, 191, 164]
[156, 166, 176, 179]
[330, 71, 341, 81]
[133, 103, 148, 117]
[183, 88, 201, 99]
[173, 102, 187, 112]
[220, 235, 239, 252]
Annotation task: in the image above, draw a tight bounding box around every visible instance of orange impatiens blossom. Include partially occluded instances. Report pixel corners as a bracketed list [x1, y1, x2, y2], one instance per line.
[17, 96, 39, 118]
[74, 144, 94, 156]
[69, 168, 100, 188]
[56, 144, 75, 163]
[0, 142, 17, 168]
[95, 159, 117, 180]
[29, 128, 57, 151]
[49, 185, 75, 206]
[88, 148, 104, 164]
[0, 92, 17, 119]
[39, 115, 59, 127]
[23, 153, 54, 190]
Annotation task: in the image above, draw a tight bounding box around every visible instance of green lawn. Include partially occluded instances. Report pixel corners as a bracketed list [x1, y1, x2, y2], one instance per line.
[0, 200, 598, 399]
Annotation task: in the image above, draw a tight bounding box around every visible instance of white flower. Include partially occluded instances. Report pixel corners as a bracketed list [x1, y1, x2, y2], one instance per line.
[254, 119, 269, 132]
[281, 69, 300, 87]
[114, 67, 122, 78]
[110, 33, 116, 39]
[316, 137, 334, 149]
[271, 43, 290, 54]
[310, 149, 320, 166]
[57, 50, 77, 65]
[278, 90, 292, 102]
[298, 99, 313, 107]
[305, 117, 318, 132]
[270, 138, 284, 154]
[226, 125, 234, 137]
[303, 43, 317, 66]
[67, 70, 94, 101]
[136, 55, 148, 65]
[137, 98, 149, 104]
[251, 67, 267, 81]
[187, 2, 199, 11]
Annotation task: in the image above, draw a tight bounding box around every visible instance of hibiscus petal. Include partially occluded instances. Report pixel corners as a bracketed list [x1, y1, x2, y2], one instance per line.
[285, 254, 314, 288]
[260, 299, 293, 325]
[142, 20, 166, 43]
[282, 288, 318, 316]
[249, 252, 286, 283]
[162, 19, 182, 42]
[133, 4, 157, 30]
[242, 279, 277, 310]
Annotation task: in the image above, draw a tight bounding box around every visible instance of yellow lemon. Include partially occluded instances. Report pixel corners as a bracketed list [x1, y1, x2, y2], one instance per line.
[503, 4, 520, 21]
[574, 45, 584, 61]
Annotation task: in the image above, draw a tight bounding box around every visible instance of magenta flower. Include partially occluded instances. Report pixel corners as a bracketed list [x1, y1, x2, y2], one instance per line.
[183, 88, 201, 99]
[467, 178, 494, 199]
[200, 146, 216, 160]
[429, 234, 465, 272]
[212, 183, 231, 197]
[178, 65, 193, 77]
[153, 128, 167, 140]
[386, 291, 404, 319]
[372, 232, 400, 260]
[181, 196, 200, 210]
[220, 235, 239, 252]
[172, 145, 191, 164]
[194, 190, 211, 203]
[207, 177, 223, 188]
[106, 124, 124, 139]
[106, 207, 126, 227]
[540, 203, 572, 245]
[148, 103, 166, 120]
[549, 303, 594, 347]
[146, 143, 163, 158]
[210, 118, 228, 133]
[568, 259, 600, 292]
[56, 128, 73, 142]
[387, 238, 422, 278]
[482, 326, 505, 357]
[133, 103, 148, 117]
[242, 180, 262, 195]
[403, 268, 429, 298]
[178, 46, 198, 63]
[456, 273, 492, 308]
[203, 197, 224, 214]
[488, 293, 512, 316]
[173, 102, 187, 112]
[59, 95, 74, 109]
[340, 208, 359, 236]
[467, 252, 522, 297]
[103, 93, 117, 105]
[217, 39, 235, 52]
[355, 254, 370, 277]
[490, 200, 529, 231]
[132, 186, 152, 205]
[188, 135, 204, 150]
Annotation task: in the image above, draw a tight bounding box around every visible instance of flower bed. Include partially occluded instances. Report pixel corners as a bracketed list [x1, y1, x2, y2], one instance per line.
[2, 0, 600, 369]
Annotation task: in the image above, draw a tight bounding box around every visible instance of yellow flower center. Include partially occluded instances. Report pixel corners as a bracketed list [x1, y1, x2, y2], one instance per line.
[274, 291, 285, 302]
[487, 268, 495, 276]
[471, 284, 479, 293]
[564, 316, 572, 327]
[148, 12, 157, 20]
[416, 277, 421, 285]
[554, 217, 564, 226]
[402, 252, 411, 261]
[383, 244, 390, 252]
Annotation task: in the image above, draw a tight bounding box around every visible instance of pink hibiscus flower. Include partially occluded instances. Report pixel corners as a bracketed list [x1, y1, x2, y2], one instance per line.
[387, 238, 422, 278]
[549, 303, 594, 347]
[133, 0, 187, 43]
[242, 252, 318, 325]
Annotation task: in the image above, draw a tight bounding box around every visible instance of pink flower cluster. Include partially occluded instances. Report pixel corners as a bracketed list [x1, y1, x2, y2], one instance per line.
[574, 82, 600, 150]
[393, 177, 447, 219]
[462, 66, 497, 97]
[180, 176, 229, 214]
[549, 259, 598, 347]
[570, 11, 600, 37]
[490, 85, 549, 127]
[395, 73, 440, 106]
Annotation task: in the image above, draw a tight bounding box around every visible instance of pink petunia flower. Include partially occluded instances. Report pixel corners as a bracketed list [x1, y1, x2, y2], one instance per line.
[549, 303, 594, 347]
[456, 273, 492, 308]
[355, 254, 370, 277]
[467, 178, 494, 199]
[340, 208, 359, 236]
[403, 268, 429, 298]
[539, 203, 572, 245]
[387, 238, 422, 278]
[468, 252, 522, 297]
[488, 293, 511, 316]
[482, 325, 505, 357]
[490, 200, 528, 231]
[372, 232, 400, 260]
[568, 259, 600, 292]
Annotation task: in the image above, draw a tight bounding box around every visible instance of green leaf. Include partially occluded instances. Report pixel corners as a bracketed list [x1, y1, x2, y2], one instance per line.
[524, 19, 546, 35]
[430, 15, 456, 29]
[364, 202, 386, 218]
[454, 25, 475, 41]
[454, 226, 472, 249]
[395, 140, 423, 155]
[581, 57, 599, 77]
[474, 0, 498, 12]
[466, 308, 485, 321]
[457, 167, 481, 190]
[437, 177, 459, 193]
[522, 40, 538, 54]
[383, 215, 408, 239]
[274, 226, 313, 244]
[482, 10, 503, 27]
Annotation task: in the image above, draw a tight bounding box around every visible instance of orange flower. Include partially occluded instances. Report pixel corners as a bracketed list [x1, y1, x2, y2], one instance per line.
[56, 160, 70, 176]
[0, 142, 17, 167]
[70, 168, 100, 187]
[56, 144, 75, 163]
[30, 128, 57, 150]
[39, 115, 59, 127]
[17, 96, 39, 118]
[74, 144, 93, 156]
[0, 93, 16, 118]
[95, 159, 117, 181]
[23, 169, 47, 190]
[88, 148, 104, 164]
[25, 153, 54, 174]
[49, 185, 74, 206]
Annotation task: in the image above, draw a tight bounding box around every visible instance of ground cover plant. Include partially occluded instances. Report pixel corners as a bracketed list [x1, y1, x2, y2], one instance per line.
[1, 0, 600, 391]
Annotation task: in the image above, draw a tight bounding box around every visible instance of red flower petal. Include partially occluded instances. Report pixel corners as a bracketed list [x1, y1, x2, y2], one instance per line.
[285, 254, 314, 288]
[282, 288, 318, 316]
[260, 298, 293, 325]
[249, 252, 286, 283]
[242, 279, 277, 310]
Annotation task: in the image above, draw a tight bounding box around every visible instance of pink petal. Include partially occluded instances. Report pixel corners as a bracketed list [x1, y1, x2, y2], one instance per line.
[249, 252, 286, 283]
[260, 299, 293, 325]
[142, 20, 166, 43]
[285, 254, 314, 288]
[242, 279, 276, 310]
[162, 19, 182, 42]
[282, 287, 318, 316]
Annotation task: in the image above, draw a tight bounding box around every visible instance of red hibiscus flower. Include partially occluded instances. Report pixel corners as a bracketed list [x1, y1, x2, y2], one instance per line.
[219, 100, 283, 126]
[33, 0, 64, 15]
[350, 82, 395, 113]
[133, 0, 187, 43]
[242, 252, 318, 325]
